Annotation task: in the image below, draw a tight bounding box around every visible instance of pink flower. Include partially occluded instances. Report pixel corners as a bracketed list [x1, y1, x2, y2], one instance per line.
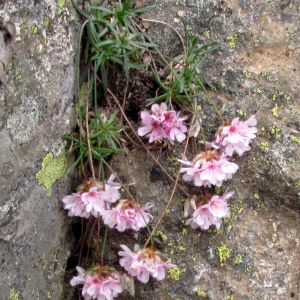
[151, 102, 168, 122]
[81, 187, 106, 217]
[138, 102, 188, 144]
[179, 150, 238, 187]
[118, 244, 176, 283]
[163, 113, 188, 143]
[81, 175, 121, 217]
[101, 174, 122, 203]
[70, 265, 123, 300]
[137, 110, 166, 142]
[208, 191, 233, 218]
[214, 115, 257, 156]
[62, 174, 121, 218]
[186, 203, 222, 230]
[62, 193, 90, 218]
[185, 192, 233, 230]
[101, 199, 154, 232]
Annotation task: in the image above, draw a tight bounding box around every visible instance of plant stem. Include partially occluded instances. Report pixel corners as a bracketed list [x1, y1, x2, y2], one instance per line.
[143, 100, 195, 248]
[100, 226, 108, 265]
[86, 71, 96, 181]
[101, 158, 155, 246]
[93, 70, 189, 197]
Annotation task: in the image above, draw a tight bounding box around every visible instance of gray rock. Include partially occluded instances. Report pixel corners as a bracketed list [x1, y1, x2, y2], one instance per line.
[0, 0, 78, 299]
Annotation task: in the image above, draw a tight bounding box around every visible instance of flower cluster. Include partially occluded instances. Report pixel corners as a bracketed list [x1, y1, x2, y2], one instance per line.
[118, 244, 176, 283]
[184, 191, 233, 230]
[101, 199, 154, 232]
[71, 265, 123, 300]
[138, 102, 188, 144]
[62, 174, 121, 218]
[179, 115, 257, 230]
[179, 150, 238, 188]
[213, 115, 257, 156]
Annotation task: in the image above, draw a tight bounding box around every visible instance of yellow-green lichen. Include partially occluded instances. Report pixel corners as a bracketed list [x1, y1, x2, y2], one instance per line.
[227, 35, 237, 48]
[168, 240, 174, 247]
[237, 109, 246, 117]
[291, 108, 297, 114]
[288, 157, 295, 163]
[182, 228, 188, 235]
[290, 136, 299, 144]
[272, 235, 277, 242]
[247, 157, 257, 165]
[43, 18, 53, 30]
[254, 192, 259, 199]
[233, 253, 243, 265]
[15, 63, 23, 82]
[167, 155, 179, 166]
[208, 226, 224, 234]
[271, 103, 281, 118]
[155, 230, 167, 242]
[242, 70, 251, 78]
[217, 244, 231, 266]
[57, 0, 65, 9]
[31, 24, 38, 34]
[168, 267, 186, 280]
[244, 265, 252, 274]
[295, 180, 300, 187]
[47, 291, 51, 299]
[178, 245, 186, 251]
[269, 125, 281, 138]
[258, 141, 269, 152]
[214, 185, 226, 195]
[43, 259, 49, 270]
[36, 150, 68, 197]
[261, 72, 278, 82]
[9, 289, 20, 300]
[224, 204, 244, 222]
[204, 30, 210, 39]
[197, 286, 208, 297]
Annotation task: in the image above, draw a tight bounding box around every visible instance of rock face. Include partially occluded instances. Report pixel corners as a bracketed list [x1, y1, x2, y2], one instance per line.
[1, 0, 300, 300]
[113, 0, 299, 299]
[0, 0, 78, 299]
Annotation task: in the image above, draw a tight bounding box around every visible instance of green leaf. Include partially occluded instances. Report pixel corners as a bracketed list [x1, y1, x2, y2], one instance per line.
[70, 0, 90, 18]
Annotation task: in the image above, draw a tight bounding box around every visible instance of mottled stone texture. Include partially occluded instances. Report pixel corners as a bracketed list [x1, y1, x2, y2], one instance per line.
[118, 0, 299, 299]
[1, 0, 300, 300]
[0, 0, 78, 299]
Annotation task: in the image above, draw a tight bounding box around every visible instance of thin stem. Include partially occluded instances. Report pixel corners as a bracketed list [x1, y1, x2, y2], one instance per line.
[97, 217, 100, 259]
[143, 100, 196, 248]
[86, 218, 97, 266]
[101, 158, 154, 246]
[100, 226, 108, 265]
[76, 19, 89, 176]
[142, 18, 186, 56]
[86, 71, 96, 181]
[197, 78, 223, 122]
[92, 70, 189, 196]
